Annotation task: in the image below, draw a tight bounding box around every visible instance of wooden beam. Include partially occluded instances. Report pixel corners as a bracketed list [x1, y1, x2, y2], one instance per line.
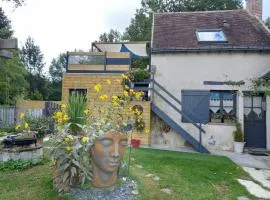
[0, 50, 13, 59]
[0, 38, 18, 49]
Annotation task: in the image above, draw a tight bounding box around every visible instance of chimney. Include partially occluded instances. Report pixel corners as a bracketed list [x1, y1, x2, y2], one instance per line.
[246, 0, 263, 20]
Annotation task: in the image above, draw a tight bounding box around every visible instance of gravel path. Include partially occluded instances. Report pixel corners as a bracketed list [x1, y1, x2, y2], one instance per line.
[69, 178, 137, 200]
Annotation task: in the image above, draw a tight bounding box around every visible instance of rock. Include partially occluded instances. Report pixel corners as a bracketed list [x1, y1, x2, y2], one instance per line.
[237, 196, 250, 200]
[153, 176, 160, 181]
[135, 165, 143, 169]
[145, 174, 154, 178]
[131, 190, 139, 195]
[161, 188, 172, 194]
[70, 178, 137, 200]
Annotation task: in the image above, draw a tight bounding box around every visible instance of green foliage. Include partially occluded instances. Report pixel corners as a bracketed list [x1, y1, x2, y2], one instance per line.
[265, 17, 270, 29]
[233, 123, 244, 142]
[123, 0, 243, 41]
[126, 68, 150, 82]
[0, 50, 28, 105]
[68, 94, 87, 135]
[0, 158, 49, 172]
[49, 133, 92, 192]
[0, 8, 13, 39]
[25, 116, 50, 139]
[49, 53, 66, 83]
[251, 77, 270, 96]
[98, 29, 122, 42]
[20, 36, 45, 75]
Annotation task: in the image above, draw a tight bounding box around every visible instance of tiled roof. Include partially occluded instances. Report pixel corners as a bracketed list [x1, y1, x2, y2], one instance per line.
[152, 10, 270, 51]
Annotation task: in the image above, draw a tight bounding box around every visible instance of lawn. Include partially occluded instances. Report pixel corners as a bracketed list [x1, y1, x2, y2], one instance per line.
[0, 148, 254, 200]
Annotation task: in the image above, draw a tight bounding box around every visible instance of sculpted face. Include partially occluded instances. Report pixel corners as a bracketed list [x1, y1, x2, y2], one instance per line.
[91, 132, 128, 173]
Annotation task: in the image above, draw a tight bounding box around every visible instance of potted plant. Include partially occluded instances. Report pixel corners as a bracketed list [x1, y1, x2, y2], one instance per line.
[124, 68, 150, 88]
[233, 122, 245, 153]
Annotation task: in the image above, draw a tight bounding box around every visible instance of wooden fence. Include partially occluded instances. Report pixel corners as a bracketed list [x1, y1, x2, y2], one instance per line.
[0, 102, 59, 128]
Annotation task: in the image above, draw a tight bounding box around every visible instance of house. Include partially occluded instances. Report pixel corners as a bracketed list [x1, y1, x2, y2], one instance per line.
[61, 45, 151, 146]
[150, 0, 270, 152]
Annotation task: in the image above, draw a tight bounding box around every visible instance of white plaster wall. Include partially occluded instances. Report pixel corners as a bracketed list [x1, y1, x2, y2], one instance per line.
[267, 96, 270, 150]
[152, 52, 270, 151]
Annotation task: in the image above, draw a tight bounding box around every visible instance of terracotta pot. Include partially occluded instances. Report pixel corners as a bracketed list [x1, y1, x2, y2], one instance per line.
[91, 131, 128, 188]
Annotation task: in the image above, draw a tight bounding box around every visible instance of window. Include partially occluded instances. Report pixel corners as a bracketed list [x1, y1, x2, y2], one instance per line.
[196, 29, 227, 42]
[209, 91, 236, 123]
[69, 89, 87, 96]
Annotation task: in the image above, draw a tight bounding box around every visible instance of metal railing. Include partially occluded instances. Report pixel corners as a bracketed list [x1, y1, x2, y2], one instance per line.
[150, 79, 206, 153]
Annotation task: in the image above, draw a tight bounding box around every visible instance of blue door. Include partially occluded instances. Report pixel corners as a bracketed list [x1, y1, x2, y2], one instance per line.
[244, 95, 266, 148]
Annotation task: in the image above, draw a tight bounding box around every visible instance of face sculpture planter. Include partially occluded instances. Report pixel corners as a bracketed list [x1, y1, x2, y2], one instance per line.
[91, 131, 128, 188]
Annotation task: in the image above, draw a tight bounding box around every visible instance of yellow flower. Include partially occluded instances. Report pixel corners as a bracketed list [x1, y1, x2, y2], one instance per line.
[135, 92, 143, 100]
[106, 80, 112, 85]
[94, 83, 102, 92]
[20, 113, 25, 120]
[84, 109, 89, 115]
[15, 124, 21, 131]
[64, 136, 73, 143]
[61, 104, 67, 110]
[112, 96, 118, 100]
[112, 101, 119, 107]
[121, 74, 128, 79]
[81, 137, 87, 144]
[145, 128, 150, 134]
[99, 94, 108, 101]
[63, 114, 69, 122]
[124, 91, 129, 97]
[52, 159, 56, 166]
[24, 123, 29, 129]
[66, 146, 72, 153]
[100, 119, 106, 124]
[116, 79, 121, 83]
[122, 122, 127, 126]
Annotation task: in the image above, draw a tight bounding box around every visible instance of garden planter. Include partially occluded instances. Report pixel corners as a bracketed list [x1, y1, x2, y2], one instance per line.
[234, 142, 245, 153]
[91, 131, 128, 188]
[131, 139, 141, 148]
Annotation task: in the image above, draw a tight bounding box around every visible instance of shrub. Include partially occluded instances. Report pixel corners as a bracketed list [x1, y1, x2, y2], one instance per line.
[126, 68, 150, 82]
[67, 94, 87, 135]
[0, 158, 49, 172]
[233, 122, 244, 142]
[25, 116, 50, 139]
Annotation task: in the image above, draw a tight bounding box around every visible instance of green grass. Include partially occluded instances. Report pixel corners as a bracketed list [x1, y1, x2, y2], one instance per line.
[0, 165, 65, 200]
[0, 148, 254, 200]
[128, 148, 255, 200]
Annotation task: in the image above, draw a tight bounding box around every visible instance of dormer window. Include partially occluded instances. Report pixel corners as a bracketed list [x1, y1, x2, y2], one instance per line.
[196, 29, 227, 43]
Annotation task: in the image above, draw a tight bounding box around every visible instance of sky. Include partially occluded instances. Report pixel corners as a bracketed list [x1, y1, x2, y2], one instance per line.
[1, 0, 270, 72]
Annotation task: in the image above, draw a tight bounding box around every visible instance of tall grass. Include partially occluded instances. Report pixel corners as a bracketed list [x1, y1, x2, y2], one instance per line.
[68, 94, 87, 135]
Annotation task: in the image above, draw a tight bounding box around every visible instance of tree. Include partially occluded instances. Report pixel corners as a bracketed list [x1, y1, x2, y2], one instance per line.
[98, 29, 122, 42]
[0, 8, 13, 39]
[2, 0, 25, 7]
[0, 50, 28, 105]
[123, 0, 243, 41]
[20, 36, 49, 100]
[48, 53, 67, 100]
[49, 53, 66, 83]
[265, 17, 270, 29]
[20, 36, 45, 75]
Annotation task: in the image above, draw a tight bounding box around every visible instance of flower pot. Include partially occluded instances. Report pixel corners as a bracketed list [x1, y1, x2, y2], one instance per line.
[91, 131, 128, 188]
[131, 139, 141, 148]
[234, 142, 245, 153]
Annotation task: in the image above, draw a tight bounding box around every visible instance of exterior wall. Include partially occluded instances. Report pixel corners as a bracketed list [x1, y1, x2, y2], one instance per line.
[62, 73, 124, 102]
[62, 73, 151, 145]
[16, 100, 45, 109]
[152, 52, 270, 151]
[267, 96, 270, 149]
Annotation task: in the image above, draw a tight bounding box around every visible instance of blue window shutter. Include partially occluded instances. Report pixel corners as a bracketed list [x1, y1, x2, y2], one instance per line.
[181, 90, 210, 124]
